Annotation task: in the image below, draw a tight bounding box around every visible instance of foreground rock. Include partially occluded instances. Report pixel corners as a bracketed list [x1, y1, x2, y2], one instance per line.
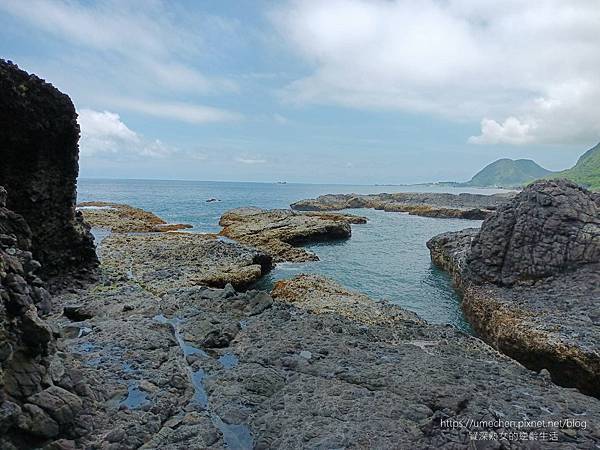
[291, 191, 514, 219]
[100, 232, 272, 293]
[78, 201, 192, 233]
[428, 180, 600, 397]
[0, 186, 85, 449]
[0, 60, 97, 279]
[219, 207, 366, 262]
[48, 270, 600, 448]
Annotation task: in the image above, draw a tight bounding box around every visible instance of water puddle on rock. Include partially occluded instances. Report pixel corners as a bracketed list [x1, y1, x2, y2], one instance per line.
[218, 353, 239, 369]
[154, 314, 253, 449]
[120, 382, 150, 410]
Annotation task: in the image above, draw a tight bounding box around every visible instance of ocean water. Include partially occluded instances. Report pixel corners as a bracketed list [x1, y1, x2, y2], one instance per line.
[78, 179, 509, 332]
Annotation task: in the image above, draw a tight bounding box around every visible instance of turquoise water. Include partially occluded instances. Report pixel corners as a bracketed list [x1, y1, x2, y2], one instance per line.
[78, 179, 503, 332]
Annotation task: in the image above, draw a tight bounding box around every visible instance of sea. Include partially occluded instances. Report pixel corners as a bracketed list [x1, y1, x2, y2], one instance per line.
[78, 178, 512, 333]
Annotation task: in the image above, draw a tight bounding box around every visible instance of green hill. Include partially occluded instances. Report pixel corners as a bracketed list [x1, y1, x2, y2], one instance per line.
[463, 158, 552, 188]
[546, 142, 600, 190]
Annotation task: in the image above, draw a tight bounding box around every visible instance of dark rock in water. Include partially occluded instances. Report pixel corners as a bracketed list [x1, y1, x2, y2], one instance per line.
[468, 179, 600, 285]
[428, 180, 600, 398]
[0, 59, 98, 279]
[291, 191, 513, 219]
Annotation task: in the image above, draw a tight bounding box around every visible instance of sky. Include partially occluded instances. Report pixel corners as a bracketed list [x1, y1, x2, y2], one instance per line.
[1, 0, 599, 184]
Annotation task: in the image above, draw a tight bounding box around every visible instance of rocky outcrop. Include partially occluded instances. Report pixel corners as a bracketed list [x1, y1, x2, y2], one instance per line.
[78, 202, 192, 233]
[291, 191, 514, 219]
[100, 232, 272, 293]
[0, 60, 97, 279]
[219, 207, 367, 262]
[428, 180, 600, 397]
[48, 262, 600, 448]
[0, 186, 83, 449]
[467, 180, 600, 285]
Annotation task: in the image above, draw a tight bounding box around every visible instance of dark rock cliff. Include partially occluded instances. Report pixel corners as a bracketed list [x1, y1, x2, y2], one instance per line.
[428, 179, 600, 397]
[0, 59, 97, 279]
[467, 179, 600, 285]
[1, 186, 83, 449]
[0, 61, 93, 449]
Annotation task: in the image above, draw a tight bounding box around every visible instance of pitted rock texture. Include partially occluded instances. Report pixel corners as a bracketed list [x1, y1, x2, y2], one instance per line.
[219, 207, 366, 262]
[99, 232, 272, 293]
[428, 180, 600, 398]
[78, 202, 192, 233]
[0, 60, 97, 278]
[0, 186, 83, 449]
[291, 191, 514, 219]
[467, 179, 600, 285]
[48, 264, 600, 448]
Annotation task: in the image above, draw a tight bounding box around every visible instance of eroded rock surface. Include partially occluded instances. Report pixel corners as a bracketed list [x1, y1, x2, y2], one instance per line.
[100, 232, 272, 293]
[428, 180, 600, 397]
[0, 60, 97, 278]
[219, 207, 366, 262]
[468, 180, 600, 285]
[48, 270, 600, 448]
[78, 202, 192, 233]
[291, 191, 514, 219]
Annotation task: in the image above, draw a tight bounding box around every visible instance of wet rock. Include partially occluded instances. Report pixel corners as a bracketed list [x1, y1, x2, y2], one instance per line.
[291, 191, 513, 219]
[428, 180, 600, 397]
[219, 207, 366, 262]
[0, 59, 98, 278]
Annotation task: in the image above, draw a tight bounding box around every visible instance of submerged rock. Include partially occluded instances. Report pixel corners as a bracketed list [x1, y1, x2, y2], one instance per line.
[291, 191, 513, 219]
[0, 60, 97, 279]
[77, 201, 192, 233]
[218, 207, 366, 262]
[428, 179, 600, 397]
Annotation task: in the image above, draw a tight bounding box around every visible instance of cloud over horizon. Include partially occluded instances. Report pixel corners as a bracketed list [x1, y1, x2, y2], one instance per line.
[273, 0, 600, 145]
[78, 109, 174, 160]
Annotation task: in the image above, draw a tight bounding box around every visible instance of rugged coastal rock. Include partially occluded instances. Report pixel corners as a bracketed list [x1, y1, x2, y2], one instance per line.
[47, 270, 600, 448]
[0, 60, 97, 279]
[428, 180, 600, 397]
[291, 191, 514, 219]
[219, 207, 366, 262]
[78, 202, 192, 233]
[100, 232, 272, 293]
[0, 186, 83, 449]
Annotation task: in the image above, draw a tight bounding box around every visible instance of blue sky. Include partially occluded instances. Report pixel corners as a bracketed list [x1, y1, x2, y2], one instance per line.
[1, 0, 599, 184]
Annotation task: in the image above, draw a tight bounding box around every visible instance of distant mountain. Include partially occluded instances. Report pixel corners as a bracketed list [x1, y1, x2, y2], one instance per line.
[462, 158, 552, 188]
[545, 142, 600, 190]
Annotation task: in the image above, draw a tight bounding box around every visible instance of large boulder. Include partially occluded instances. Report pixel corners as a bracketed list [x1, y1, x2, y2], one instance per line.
[467, 179, 600, 285]
[428, 180, 600, 397]
[0, 60, 97, 279]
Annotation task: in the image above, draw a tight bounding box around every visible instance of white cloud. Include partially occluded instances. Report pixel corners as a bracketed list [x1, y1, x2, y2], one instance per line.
[78, 109, 173, 160]
[469, 117, 534, 145]
[272, 113, 290, 125]
[109, 98, 243, 124]
[235, 157, 267, 165]
[0, 0, 241, 122]
[273, 0, 600, 145]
